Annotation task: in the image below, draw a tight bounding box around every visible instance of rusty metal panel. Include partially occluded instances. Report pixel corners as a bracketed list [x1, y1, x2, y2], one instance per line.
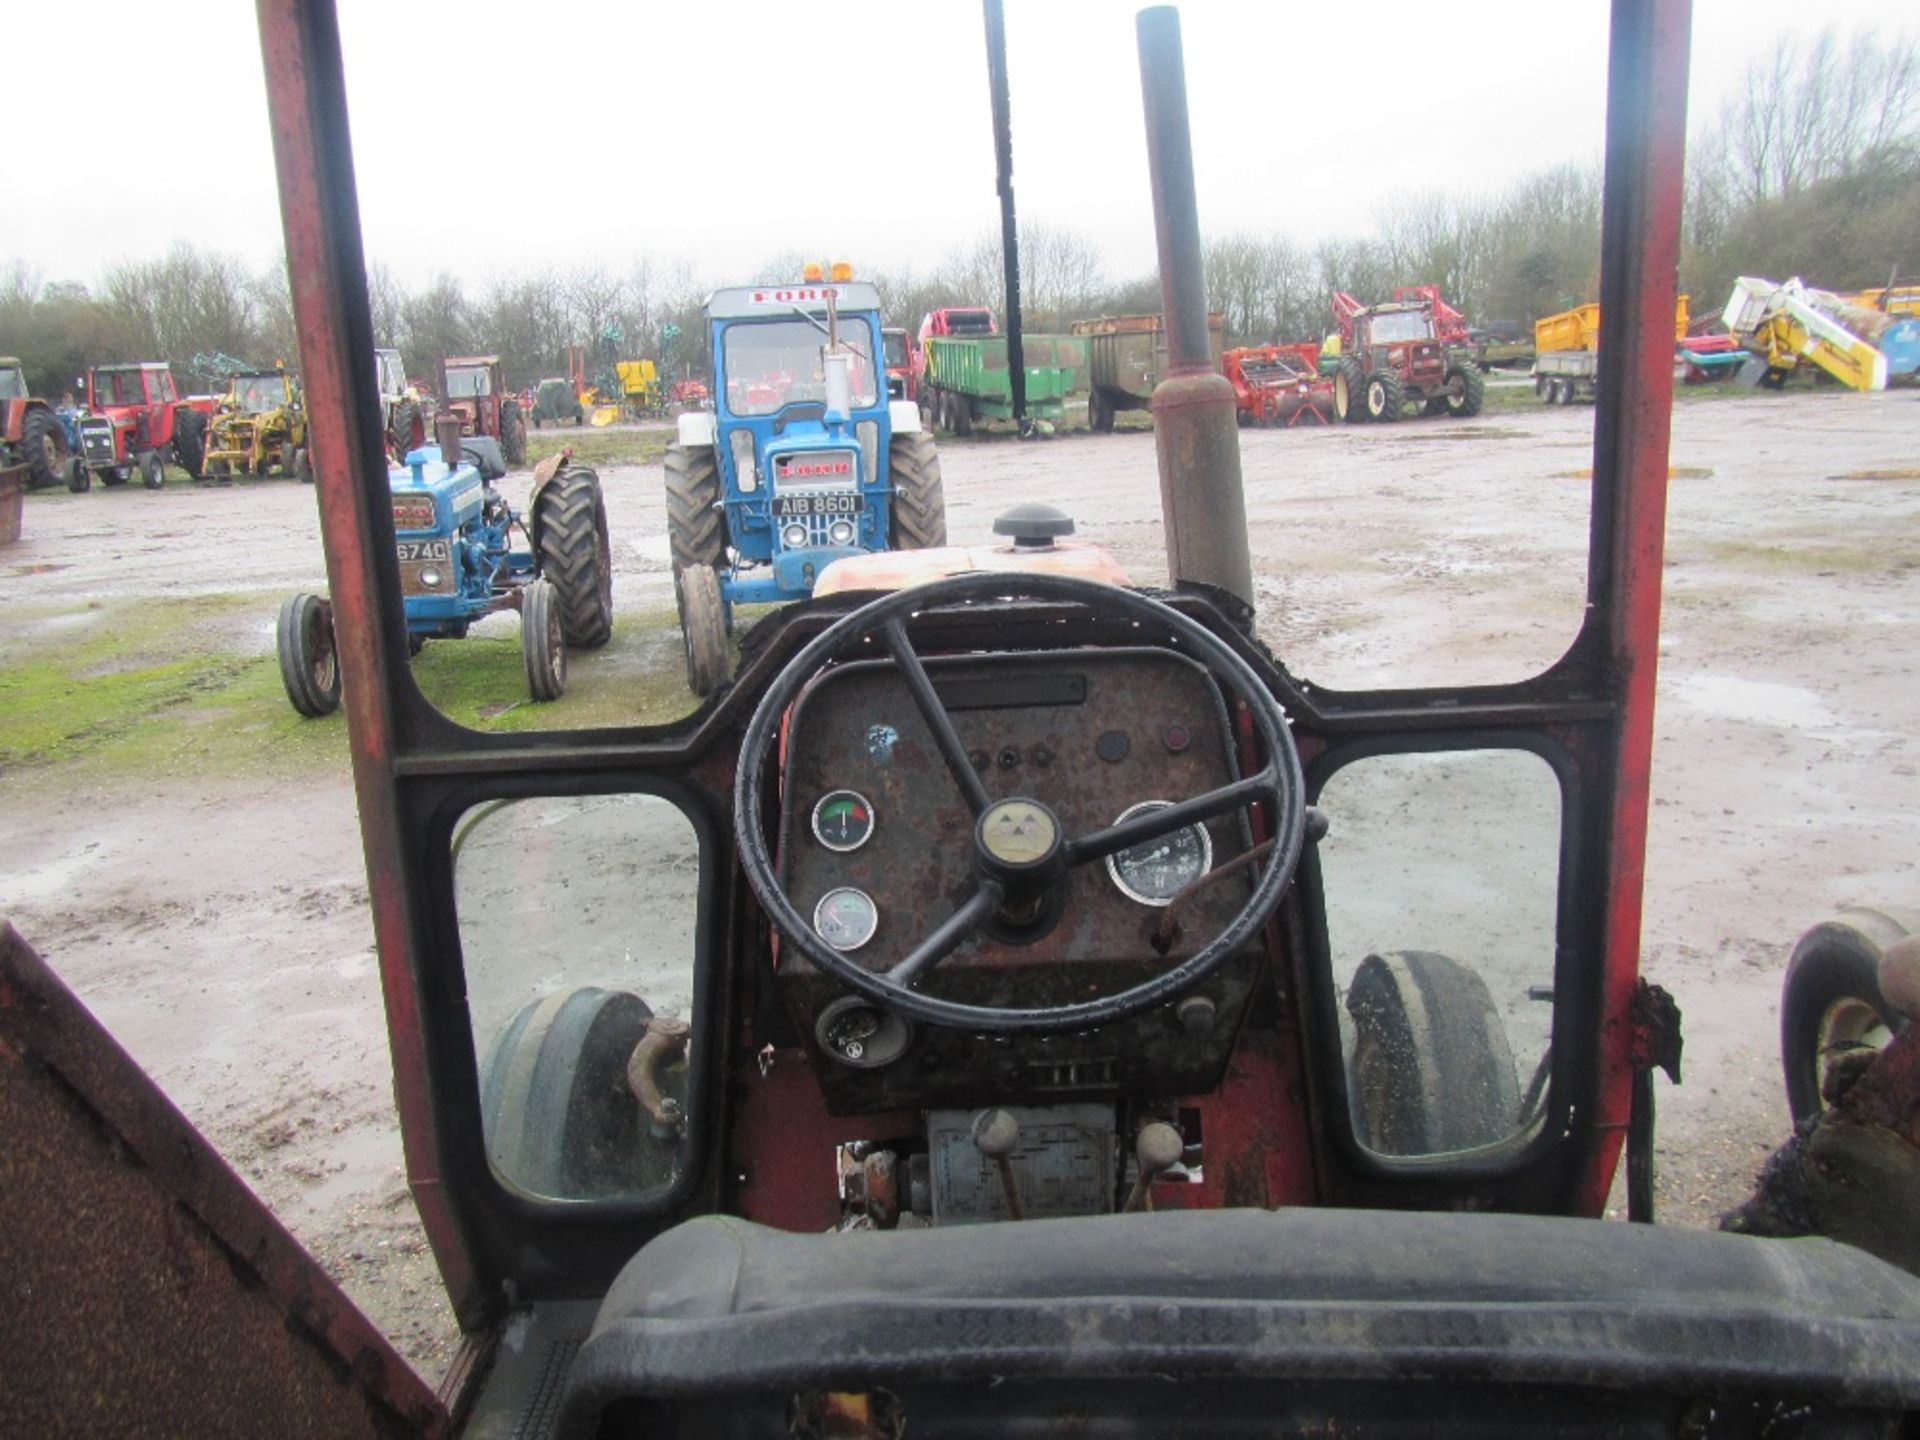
[0, 921, 448, 1437]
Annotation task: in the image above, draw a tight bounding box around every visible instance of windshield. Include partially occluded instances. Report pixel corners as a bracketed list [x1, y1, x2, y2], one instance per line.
[0, 366, 25, 400]
[445, 365, 491, 398]
[1368, 310, 1434, 344]
[376, 350, 408, 395]
[233, 375, 289, 412]
[883, 331, 908, 367]
[94, 370, 148, 406]
[721, 317, 877, 416]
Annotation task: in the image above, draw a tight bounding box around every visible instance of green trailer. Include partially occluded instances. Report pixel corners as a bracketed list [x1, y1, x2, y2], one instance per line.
[1072, 312, 1224, 432]
[922, 333, 1084, 435]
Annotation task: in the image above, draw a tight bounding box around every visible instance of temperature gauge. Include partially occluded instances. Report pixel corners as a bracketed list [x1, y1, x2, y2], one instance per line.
[811, 789, 876, 853]
[1105, 800, 1213, 907]
[814, 887, 879, 952]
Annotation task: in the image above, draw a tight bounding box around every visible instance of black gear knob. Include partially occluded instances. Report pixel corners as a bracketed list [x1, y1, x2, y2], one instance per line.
[993, 503, 1075, 550]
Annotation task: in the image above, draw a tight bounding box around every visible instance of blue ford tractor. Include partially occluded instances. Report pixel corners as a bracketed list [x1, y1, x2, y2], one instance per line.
[276, 433, 613, 716]
[665, 277, 947, 695]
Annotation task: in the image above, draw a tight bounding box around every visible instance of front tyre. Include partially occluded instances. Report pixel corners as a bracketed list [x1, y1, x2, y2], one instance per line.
[520, 578, 567, 702]
[1333, 358, 1368, 423]
[139, 450, 166, 489]
[676, 562, 730, 698]
[1363, 371, 1406, 422]
[500, 401, 528, 467]
[887, 431, 947, 550]
[66, 456, 91, 493]
[664, 442, 725, 574]
[534, 463, 614, 648]
[21, 407, 68, 490]
[276, 592, 341, 717]
[171, 408, 206, 478]
[1782, 908, 1914, 1126]
[1444, 357, 1486, 417]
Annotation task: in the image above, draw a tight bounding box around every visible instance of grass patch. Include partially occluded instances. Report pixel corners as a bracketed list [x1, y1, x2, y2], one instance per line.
[526, 427, 672, 470]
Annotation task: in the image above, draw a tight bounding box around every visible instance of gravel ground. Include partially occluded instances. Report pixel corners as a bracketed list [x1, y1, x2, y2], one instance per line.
[2, 386, 1916, 1379]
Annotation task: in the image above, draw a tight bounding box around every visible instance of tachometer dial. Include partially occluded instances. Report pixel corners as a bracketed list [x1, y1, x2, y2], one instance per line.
[813, 887, 879, 952]
[811, 789, 876, 852]
[1105, 800, 1213, 907]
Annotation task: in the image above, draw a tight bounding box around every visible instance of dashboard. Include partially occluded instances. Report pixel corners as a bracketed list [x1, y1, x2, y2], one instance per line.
[774, 646, 1265, 1114]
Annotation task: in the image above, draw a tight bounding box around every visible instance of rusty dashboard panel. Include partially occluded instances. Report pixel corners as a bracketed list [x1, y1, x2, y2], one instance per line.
[776, 648, 1263, 1113]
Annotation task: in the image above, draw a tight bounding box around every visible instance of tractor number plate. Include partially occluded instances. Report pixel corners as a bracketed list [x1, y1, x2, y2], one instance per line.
[773, 493, 861, 519]
[395, 539, 451, 563]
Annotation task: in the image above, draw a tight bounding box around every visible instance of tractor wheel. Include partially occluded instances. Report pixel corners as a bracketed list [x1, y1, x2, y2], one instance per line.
[139, 450, 166, 489]
[534, 464, 614, 648]
[887, 431, 947, 550]
[1345, 949, 1521, 1156]
[675, 562, 730, 698]
[573, 408, 585, 427]
[1781, 908, 1915, 1127]
[276, 592, 341, 718]
[480, 988, 678, 1200]
[664, 442, 725, 575]
[172, 408, 206, 478]
[407, 633, 426, 658]
[389, 398, 420, 460]
[520, 579, 567, 702]
[500, 401, 528, 467]
[99, 467, 127, 487]
[20, 407, 68, 490]
[949, 392, 973, 437]
[66, 456, 90, 493]
[1363, 371, 1406, 422]
[1444, 357, 1486, 418]
[1087, 387, 1115, 434]
[1333, 358, 1368, 423]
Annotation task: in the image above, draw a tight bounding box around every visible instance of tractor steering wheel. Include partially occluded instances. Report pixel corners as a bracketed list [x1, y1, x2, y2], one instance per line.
[733, 573, 1308, 1036]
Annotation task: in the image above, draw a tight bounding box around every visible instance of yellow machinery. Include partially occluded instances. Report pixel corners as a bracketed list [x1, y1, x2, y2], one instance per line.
[1723, 277, 1889, 392]
[1533, 296, 1689, 354]
[1531, 297, 1690, 404]
[204, 368, 309, 479]
[615, 359, 664, 416]
[1839, 285, 1920, 318]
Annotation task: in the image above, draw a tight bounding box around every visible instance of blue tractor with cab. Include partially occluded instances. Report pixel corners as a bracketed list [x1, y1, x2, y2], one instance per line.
[665, 276, 947, 696]
[277, 430, 613, 716]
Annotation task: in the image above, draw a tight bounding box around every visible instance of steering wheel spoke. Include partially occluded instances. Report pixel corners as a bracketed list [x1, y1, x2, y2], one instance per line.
[886, 882, 1005, 988]
[1065, 768, 1275, 868]
[881, 617, 993, 816]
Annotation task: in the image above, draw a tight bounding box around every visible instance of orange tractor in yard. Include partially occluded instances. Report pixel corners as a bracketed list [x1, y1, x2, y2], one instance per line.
[439, 355, 528, 468]
[1328, 288, 1485, 423]
[4, 1, 1920, 1436]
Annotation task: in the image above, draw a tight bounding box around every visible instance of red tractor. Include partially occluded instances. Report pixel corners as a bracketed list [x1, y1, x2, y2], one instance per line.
[438, 355, 527, 468]
[74, 362, 216, 489]
[1222, 342, 1333, 426]
[882, 325, 919, 403]
[1329, 290, 1485, 424]
[0, 356, 78, 491]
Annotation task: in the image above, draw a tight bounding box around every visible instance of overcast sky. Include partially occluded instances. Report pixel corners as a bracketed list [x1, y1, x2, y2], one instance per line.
[5, 1, 1915, 291]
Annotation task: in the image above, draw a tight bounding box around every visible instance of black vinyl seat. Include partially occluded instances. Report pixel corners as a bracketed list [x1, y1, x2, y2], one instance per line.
[557, 1208, 1920, 1436]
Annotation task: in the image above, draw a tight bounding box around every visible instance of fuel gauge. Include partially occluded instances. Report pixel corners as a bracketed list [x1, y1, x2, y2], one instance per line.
[814, 887, 879, 952]
[811, 789, 876, 853]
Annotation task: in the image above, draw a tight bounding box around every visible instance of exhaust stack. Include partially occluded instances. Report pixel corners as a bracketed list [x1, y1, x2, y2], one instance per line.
[1136, 6, 1253, 611]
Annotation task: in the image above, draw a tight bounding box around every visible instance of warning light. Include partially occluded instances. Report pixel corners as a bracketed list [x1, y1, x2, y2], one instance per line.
[802, 262, 825, 282]
[830, 260, 854, 283]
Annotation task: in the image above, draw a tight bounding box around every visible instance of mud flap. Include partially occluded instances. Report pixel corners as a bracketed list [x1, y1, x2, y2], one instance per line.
[0, 920, 448, 1437]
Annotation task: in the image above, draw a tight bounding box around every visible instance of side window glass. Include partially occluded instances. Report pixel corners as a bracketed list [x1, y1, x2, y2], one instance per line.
[454, 793, 700, 1202]
[1316, 749, 1560, 1158]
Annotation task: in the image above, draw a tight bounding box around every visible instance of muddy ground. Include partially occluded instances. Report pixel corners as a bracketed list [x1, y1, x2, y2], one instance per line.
[2, 387, 1917, 1379]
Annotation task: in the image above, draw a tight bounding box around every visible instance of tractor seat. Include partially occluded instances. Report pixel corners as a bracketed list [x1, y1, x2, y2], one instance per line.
[556, 1208, 1920, 1436]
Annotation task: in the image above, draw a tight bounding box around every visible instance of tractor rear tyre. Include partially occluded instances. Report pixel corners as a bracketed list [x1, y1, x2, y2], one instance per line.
[949, 393, 973, 437]
[1782, 908, 1915, 1127]
[276, 592, 341, 718]
[664, 442, 725, 575]
[520, 579, 567, 702]
[66, 456, 90, 493]
[1087, 387, 1115, 434]
[480, 988, 676, 1200]
[676, 562, 730, 698]
[1363, 372, 1406, 422]
[389, 398, 420, 460]
[1333, 358, 1368, 423]
[887, 431, 947, 550]
[1444, 357, 1486, 418]
[1345, 949, 1521, 1156]
[172, 408, 206, 478]
[500, 401, 528, 467]
[21, 407, 68, 490]
[534, 464, 614, 648]
[139, 450, 166, 489]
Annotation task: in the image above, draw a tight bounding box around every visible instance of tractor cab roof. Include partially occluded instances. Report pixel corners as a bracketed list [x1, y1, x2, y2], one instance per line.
[93, 361, 172, 372]
[443, 355, 501, 368]
[707, 281, 883, 321]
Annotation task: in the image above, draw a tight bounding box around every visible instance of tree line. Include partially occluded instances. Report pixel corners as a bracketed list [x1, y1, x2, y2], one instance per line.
[3, 28, 1912, 401]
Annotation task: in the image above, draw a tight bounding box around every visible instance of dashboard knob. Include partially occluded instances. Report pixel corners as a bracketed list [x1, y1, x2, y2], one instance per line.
[993, 503, 1075, 550]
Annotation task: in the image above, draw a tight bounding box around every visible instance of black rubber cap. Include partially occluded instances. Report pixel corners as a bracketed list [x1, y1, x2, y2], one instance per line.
[994, 503, 1076, 548]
